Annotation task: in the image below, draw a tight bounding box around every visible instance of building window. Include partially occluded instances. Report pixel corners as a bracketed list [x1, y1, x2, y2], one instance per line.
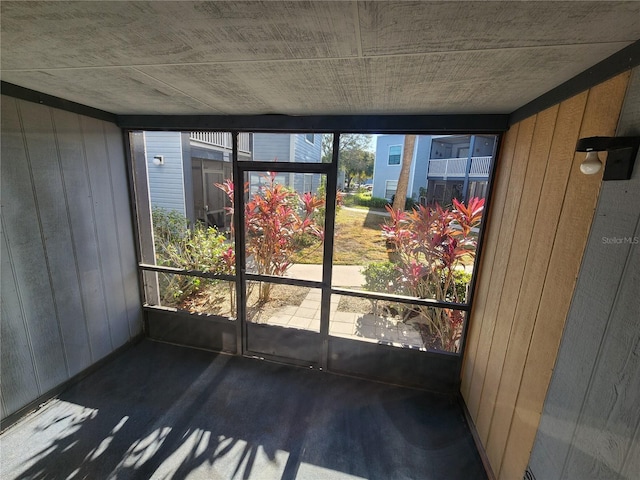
[388, 145, 402, 165]
[305, 133, 315, 144]
[385, 180, 398, 199]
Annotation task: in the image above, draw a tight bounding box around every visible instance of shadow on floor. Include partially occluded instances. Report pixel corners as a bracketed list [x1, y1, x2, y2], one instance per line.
[0, 340, 487, 480]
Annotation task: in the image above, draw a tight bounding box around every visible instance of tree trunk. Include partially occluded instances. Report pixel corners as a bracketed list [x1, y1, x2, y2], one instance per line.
[392, 135, 416, 211]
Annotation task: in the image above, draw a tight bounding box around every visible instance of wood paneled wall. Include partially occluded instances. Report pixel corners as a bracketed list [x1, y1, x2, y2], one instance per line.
[528, 67, 640, 480]
[0, 97, 142, 421]
[461, 72, 630, 478]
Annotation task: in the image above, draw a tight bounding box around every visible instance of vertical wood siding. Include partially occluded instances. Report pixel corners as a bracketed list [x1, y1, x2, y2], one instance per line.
[529, 67, 640, 480]
[460, 72, 630, 479]
[0, 96, 142, 421]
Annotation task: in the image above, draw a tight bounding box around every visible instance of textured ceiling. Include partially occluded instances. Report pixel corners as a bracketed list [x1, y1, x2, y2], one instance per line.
[1, 1, 639, 115]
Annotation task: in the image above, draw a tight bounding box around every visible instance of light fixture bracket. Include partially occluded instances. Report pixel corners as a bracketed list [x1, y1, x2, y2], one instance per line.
[576, 136, 640, 180]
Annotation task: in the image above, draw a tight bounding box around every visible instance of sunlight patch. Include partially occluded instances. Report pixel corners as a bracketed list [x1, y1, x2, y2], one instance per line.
[296, 463, 367, 479]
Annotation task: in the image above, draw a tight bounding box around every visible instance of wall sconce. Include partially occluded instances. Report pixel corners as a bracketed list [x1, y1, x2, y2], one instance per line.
[152, 155, 164, 166]
[576, 136, 639, 180]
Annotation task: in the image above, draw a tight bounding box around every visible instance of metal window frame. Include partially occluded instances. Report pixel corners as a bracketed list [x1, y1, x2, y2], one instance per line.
[127, 126, 502, 390]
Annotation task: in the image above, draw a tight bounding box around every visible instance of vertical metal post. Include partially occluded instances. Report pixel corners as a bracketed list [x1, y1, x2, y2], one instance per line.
[122, 129, 156, 339]
[458, 133, 502, 372]
[462, 135, 476, 201]
[319, 133, 340, 370]
[128, 131, 160, 308]
[232, 132, 247, 356]
[180, 132, 196, 226]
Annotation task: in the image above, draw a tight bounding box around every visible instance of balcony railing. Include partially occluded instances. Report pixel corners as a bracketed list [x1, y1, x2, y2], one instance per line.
[428, 156, 491, 178]
[469, 156, 492, 176]
[189, 132, 251, 153]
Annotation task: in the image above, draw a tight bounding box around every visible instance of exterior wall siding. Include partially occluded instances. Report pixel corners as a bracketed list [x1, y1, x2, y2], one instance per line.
[0, 96, 142, 422]
[144, 131, 186, 215]
[253, 133, 291, 162]
[294, 134, 322, 163]
[412, 136, 432, 199]
[460, 72, 630, 479]
[528, 67, 640, 480]
[373, 134, 405, 199]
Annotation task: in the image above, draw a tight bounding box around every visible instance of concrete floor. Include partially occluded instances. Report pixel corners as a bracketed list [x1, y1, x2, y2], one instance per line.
[0, 340, 487, 480]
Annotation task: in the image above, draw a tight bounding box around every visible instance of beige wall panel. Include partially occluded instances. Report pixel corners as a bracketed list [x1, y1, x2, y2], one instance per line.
[460, 72, 630, 479]
[464, 123, 525, 419]
[484, 105, 559, 470]
[495, 91, 591, 478]
[462, 122, 519, 408]
[474, 116, 536, 444]
[508, 72, 630, 479]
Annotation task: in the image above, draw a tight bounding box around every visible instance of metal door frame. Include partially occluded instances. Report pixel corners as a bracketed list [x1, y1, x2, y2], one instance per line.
[232, 133, 339, 369]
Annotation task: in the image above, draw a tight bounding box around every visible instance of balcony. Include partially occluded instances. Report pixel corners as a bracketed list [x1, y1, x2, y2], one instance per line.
[428, 156, 492, 178]
[190, 131, 252, 153]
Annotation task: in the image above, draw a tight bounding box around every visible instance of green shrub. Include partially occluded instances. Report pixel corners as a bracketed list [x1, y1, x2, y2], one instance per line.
[405, 197, 418, 211]
[152, 206, 189, 251]
[452, 269, 472, 302]
[152, 207, 233, 306]
[364, 196, 391, 209]
[341, 192, 389, 209]
[361, 261, 404, 294]
[292, 231, 321, 249]
[342, 194, 357, 207]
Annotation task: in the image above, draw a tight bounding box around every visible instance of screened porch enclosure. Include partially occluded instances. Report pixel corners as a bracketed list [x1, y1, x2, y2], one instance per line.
[133, 129, 499, 392]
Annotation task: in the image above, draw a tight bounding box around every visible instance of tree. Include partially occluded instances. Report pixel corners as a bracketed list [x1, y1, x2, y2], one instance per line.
[392, 135, 416, 211]
[321, 134, 374, 189]
[342, 149, 374, 190]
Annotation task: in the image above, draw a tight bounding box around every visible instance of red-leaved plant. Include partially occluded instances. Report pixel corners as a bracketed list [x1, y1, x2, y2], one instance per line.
[217, 172, 324, 302]
[381, 197, 484, 351]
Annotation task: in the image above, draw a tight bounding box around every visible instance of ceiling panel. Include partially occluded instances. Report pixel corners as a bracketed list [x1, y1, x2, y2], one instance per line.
[0, 68, 217, 114]
[134, 42, 625, 115]
[1, 1, 359, 70]
[1, 1, 638, 116]
[358, 1, 640, 56]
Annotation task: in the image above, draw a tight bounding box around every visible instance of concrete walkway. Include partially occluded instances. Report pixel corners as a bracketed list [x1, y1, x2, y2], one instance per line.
[285, 264, 364, 287]
[341, 206, 391, 217]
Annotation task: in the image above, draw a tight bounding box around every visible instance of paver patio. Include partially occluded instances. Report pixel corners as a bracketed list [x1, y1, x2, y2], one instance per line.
[254, 289, 424, 349]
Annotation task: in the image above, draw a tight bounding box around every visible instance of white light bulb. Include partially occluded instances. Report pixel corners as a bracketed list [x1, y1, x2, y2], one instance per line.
[580, 151, 602, 175]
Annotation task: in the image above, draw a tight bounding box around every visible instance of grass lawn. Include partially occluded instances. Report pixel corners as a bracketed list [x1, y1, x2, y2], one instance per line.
[292, 208, 391, 265]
